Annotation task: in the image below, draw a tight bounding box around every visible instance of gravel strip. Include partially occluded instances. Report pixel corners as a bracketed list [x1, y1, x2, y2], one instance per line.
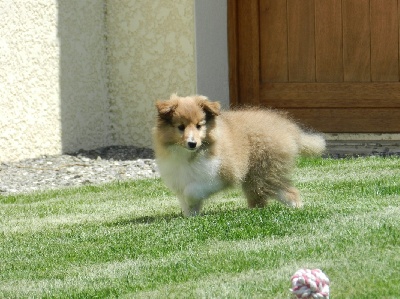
[0, 146, 159, 195]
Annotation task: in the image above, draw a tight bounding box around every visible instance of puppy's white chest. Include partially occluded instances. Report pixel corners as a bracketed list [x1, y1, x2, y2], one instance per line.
[157, 150, 222, 194]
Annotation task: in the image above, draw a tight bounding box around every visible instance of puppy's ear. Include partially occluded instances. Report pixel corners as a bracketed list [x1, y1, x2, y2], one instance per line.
[203, 101, 221, 117]
[156, 99, 177, 121]
[196, 96, 221, 118]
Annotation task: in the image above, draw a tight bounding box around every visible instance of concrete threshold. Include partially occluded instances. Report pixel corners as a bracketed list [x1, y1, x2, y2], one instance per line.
[325, 140, 400, 158]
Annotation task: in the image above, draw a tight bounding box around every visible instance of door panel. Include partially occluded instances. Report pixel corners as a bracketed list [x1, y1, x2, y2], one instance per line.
[342, 0, 371, 82]
[315, 0, 343, 82]
[259, 0, 287, 82]
[370, 0, 399, 81]
[260, 83, 400, 107]
[287, 0, 315, 82]
[285, 108, 400, 133]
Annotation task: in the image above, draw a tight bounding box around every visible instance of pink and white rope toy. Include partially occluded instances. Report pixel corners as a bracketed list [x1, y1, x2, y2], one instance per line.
[290, 269, 330, 299]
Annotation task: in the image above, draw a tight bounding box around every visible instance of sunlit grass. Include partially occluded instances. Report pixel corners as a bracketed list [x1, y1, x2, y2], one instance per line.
[1, 157, 399, 298]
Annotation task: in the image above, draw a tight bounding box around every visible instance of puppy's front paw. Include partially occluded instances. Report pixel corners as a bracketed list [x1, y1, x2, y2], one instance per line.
[181, 202, 203, 217]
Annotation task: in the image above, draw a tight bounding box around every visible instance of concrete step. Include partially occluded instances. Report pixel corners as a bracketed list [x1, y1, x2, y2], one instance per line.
[325, 140, 400, 158]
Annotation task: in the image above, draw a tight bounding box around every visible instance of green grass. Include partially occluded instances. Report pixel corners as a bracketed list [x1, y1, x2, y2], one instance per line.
[1, 157, 399, 298]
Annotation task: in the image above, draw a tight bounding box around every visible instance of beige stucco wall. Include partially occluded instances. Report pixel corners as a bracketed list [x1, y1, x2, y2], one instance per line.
[1, 0, 61, 162]
[58, 0, 111, 154]
[107, 0, 196, 148]
[0, 0, 111, 162]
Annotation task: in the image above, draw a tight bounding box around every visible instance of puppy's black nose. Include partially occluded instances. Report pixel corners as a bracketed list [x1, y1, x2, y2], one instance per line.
[188, 141, 197, 149]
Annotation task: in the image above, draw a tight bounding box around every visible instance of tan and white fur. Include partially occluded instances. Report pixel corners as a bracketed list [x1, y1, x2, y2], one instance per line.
[153, 94, 326, 216]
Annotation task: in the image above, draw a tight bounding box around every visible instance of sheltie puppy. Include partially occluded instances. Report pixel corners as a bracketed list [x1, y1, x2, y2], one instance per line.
[153, 94, 326, 216]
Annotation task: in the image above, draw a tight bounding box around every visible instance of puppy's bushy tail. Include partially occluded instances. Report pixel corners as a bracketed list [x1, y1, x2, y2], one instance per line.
[299, 132, 326, 156]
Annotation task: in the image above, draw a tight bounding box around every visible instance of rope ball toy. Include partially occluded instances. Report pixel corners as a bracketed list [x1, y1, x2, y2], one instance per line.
[290, 269, 330, 299]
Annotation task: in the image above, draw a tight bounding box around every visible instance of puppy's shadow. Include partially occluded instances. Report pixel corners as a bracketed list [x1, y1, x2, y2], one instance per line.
[105, 212, 183, 227]
[105, 207, 246, 227]
[105, 205, 278, 227]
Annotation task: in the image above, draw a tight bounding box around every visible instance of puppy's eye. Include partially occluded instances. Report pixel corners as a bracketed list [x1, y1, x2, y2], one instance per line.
[197, 120, 206, 129]
[177, 124, 185, 131]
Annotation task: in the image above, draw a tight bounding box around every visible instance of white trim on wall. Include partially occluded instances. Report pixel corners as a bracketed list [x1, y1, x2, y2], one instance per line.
[194, 0, 230, 109]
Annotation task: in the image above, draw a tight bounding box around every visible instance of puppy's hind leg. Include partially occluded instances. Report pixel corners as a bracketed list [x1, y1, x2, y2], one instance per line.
[242, 181, 269, 208]
[277, 186, 303, 208]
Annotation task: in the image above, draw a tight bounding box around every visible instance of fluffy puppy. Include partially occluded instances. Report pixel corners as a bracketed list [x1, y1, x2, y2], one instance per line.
[153, 94, 325, 216]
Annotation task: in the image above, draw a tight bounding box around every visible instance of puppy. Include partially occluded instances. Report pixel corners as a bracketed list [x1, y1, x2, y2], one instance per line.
[153, 94, 325, 216]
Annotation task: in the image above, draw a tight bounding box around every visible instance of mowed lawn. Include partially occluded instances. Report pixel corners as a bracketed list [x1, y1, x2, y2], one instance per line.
[1, 157, 399, 298]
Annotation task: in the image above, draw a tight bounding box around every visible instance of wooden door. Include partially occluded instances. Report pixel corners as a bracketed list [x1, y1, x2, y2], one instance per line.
[228, 0, 400, 132]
